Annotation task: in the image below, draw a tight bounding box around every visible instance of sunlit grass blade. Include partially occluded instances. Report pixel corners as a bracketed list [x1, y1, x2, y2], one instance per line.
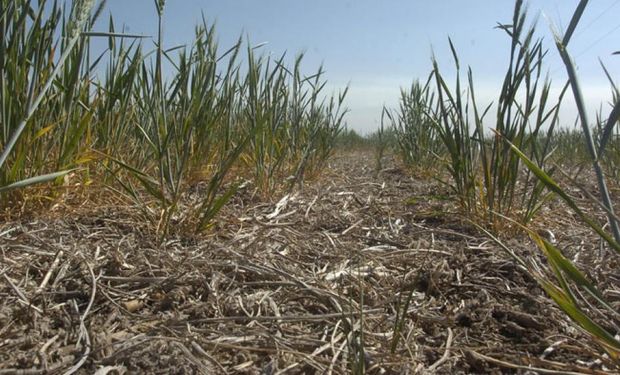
[534, 236, 616, 313]
[0, 170, 76, 193]
[504, 133, 620, 254]
[480, 220, 620, 361]
[536, 278, 620, 357]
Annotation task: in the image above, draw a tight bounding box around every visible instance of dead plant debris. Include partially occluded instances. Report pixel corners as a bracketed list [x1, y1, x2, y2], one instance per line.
[1, 151, 617, 374]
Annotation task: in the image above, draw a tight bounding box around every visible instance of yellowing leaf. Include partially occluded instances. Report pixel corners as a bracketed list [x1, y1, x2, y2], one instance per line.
[34, 124, 56, 139]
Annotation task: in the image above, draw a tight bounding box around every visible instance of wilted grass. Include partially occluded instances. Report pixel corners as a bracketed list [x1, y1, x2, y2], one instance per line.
[0, 1, 347, 236]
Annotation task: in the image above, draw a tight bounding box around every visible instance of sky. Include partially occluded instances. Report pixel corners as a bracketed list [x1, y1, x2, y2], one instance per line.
[94, 0, 620, 134]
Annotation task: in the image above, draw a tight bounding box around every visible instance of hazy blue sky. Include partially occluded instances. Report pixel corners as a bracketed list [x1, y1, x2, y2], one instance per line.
[96, 0, 620, 133]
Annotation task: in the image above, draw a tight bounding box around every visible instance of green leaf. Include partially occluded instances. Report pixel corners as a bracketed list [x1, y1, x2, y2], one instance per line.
[506, 136, 620, 254]
[94, 150, 168, 204]
[198, 183, 239, 231]
[538, 237, 610, 308]
[81, 31, 150, 39]
[0, 170, 76, 193]
[537, 278, 620, 353]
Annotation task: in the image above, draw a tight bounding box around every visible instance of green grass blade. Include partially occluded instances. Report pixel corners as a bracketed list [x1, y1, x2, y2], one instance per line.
[597, 99, 620, 155]
[537, 278, 620, 353]
[561, 0, 589, 46]
[505, 134, 620, 254]
[82, 31, 150, 38]
[95, 150, 168, 204]
[197, 183, 239, 231]
[0, 0, 95, 170]
[538, 237, 617, 313]
[0, 170, 76, 193]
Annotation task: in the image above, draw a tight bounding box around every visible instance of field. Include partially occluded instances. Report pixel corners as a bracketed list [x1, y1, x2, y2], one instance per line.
[1, 0, 620, 374]
[1, 150, 616, 374]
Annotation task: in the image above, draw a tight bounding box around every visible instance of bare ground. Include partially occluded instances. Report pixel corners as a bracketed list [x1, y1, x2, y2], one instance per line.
[1, 150, 618, 374]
